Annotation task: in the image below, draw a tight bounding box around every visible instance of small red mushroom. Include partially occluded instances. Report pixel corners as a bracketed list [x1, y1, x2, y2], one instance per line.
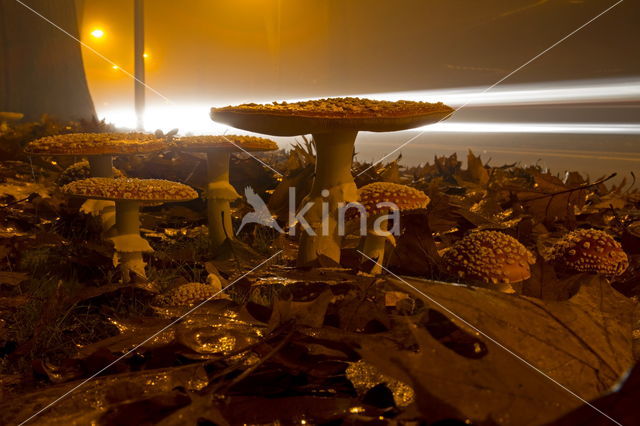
[350, 182, 430, 274]
[442, 230, 536, 292]
[548, 228, 628, 276]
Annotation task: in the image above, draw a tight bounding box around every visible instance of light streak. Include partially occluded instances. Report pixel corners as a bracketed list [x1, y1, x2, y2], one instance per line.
[412, 122, 640, 135]
[97, 78, 640, 135]
[361, 77, 640, 107]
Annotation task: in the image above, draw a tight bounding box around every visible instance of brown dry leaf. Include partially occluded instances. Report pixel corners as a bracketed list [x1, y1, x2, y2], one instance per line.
[156, 392, 229, 426]
[0, 295, 28, 309]
[351, 275, 635, 424]
[353, 319, 576, 425]
[379, 155, 403, 183]
[267, 166, 314, 222]
[466, 150, 489, 185]
[0, 364, 208, 425]
[590, 194, 628, 210]
[552, 362, 640, 425]
[517, 170, 587, 225]
[267, 288, 332, 332]
[388, 212, 442, 277]
[0, 271, 28, 286]
[521, 260, 582, 300]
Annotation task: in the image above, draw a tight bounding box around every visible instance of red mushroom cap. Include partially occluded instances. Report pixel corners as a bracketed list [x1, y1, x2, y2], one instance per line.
[548, 229, 628, 276]
[442, 231, 536, 285]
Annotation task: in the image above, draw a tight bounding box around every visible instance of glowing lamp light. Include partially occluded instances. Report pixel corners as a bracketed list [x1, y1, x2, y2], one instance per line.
[90, 28, 105, 39]
[143, 52, 149, 59]
[112, 65, 119, 70]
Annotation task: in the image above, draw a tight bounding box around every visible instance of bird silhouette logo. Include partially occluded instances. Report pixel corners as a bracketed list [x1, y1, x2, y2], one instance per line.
[237, 186, 284, 234]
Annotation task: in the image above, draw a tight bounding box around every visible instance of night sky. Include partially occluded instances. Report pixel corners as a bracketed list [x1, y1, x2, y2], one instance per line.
[72, 0, 640, 181]
[78, 0, 640, 106]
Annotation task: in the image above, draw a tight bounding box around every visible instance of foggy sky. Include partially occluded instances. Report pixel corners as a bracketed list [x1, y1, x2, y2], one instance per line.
[79, 0, 640, 109]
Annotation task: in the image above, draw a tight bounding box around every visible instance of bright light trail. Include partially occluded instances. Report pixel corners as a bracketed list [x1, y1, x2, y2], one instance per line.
[361, 77, 640, 107]
[98, 78, 640, 135]
[413, 122, 640, 134]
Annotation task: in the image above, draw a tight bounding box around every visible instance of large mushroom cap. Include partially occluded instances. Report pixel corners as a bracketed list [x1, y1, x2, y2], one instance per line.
[24, 132, 166, 156]
[442, 231, 536, 285]
[548, 228, 628, 276]
[211, 97, 454, 136]
[175, 135, 278, 152]
[352, 182, 430, 218]
[62, 177, 198, 202]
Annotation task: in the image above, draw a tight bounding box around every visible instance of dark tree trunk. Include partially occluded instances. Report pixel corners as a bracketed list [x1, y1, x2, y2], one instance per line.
[0, 0, 96, 121]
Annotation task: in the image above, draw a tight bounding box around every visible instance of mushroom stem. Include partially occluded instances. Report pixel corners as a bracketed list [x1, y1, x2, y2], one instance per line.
[113, 199, 149, 283]
[297, 131, 358, 266]
[86, 155, 116, 234]
[117, 200, 140, 234]
[362, 217, 389, 275]
[206, 151, 239, 249]
[88, 155, 114, 178]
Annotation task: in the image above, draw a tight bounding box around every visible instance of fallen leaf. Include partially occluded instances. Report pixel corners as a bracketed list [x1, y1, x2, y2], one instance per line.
[0, 271, 28, 286]
[349, 275, 636, 424]
[267, 288, 332, 331]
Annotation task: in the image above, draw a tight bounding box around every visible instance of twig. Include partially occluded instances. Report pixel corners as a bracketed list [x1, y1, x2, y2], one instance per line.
[522, 173, 616, 203]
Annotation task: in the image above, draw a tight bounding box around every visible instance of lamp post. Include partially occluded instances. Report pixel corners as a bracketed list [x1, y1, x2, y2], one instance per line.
[134, 0, 145, 130]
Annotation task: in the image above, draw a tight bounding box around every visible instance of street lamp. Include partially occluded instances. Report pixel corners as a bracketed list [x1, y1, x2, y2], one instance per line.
[91, 28, 105, 38]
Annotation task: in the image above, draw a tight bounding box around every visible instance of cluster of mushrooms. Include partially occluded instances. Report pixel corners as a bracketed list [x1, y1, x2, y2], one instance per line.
[22, 97, 630, 293]
[24, 132, 276, 282]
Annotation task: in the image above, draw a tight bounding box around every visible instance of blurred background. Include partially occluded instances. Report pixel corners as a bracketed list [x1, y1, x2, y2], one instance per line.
[68, 0, 640, 178]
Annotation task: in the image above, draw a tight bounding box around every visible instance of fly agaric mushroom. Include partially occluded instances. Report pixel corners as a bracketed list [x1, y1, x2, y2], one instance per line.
[155, 282, 229, 306]
[351, 182, 430, 274]
[442, 230, 536, 292]
[548, 228, 628, 276]
[174, 135, 278, 251]
[57, 160, 124, 186]
[25, 133, 166, 232]
[211, 97, 453, 266]
[62, 177, 198, 283]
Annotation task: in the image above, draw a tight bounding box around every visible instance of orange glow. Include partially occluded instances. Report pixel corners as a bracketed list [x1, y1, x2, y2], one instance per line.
[90, 28, 105, 38]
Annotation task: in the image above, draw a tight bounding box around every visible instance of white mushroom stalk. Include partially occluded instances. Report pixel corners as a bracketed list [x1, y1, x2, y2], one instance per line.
[361, 214, 394, 275]
[297, 131, 358, 265]
[173, 135, 278, 255]
[210, 97, 454, 267]
[206, 151, 240, 248]
[110, 199, 152, 282]
[62, 177, 198, 283]
[354, 182, 429, 274]
[85, 155, 117, 233]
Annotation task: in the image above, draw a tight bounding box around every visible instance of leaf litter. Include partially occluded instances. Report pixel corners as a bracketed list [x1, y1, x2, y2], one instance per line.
[0, 125, 638, 424]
